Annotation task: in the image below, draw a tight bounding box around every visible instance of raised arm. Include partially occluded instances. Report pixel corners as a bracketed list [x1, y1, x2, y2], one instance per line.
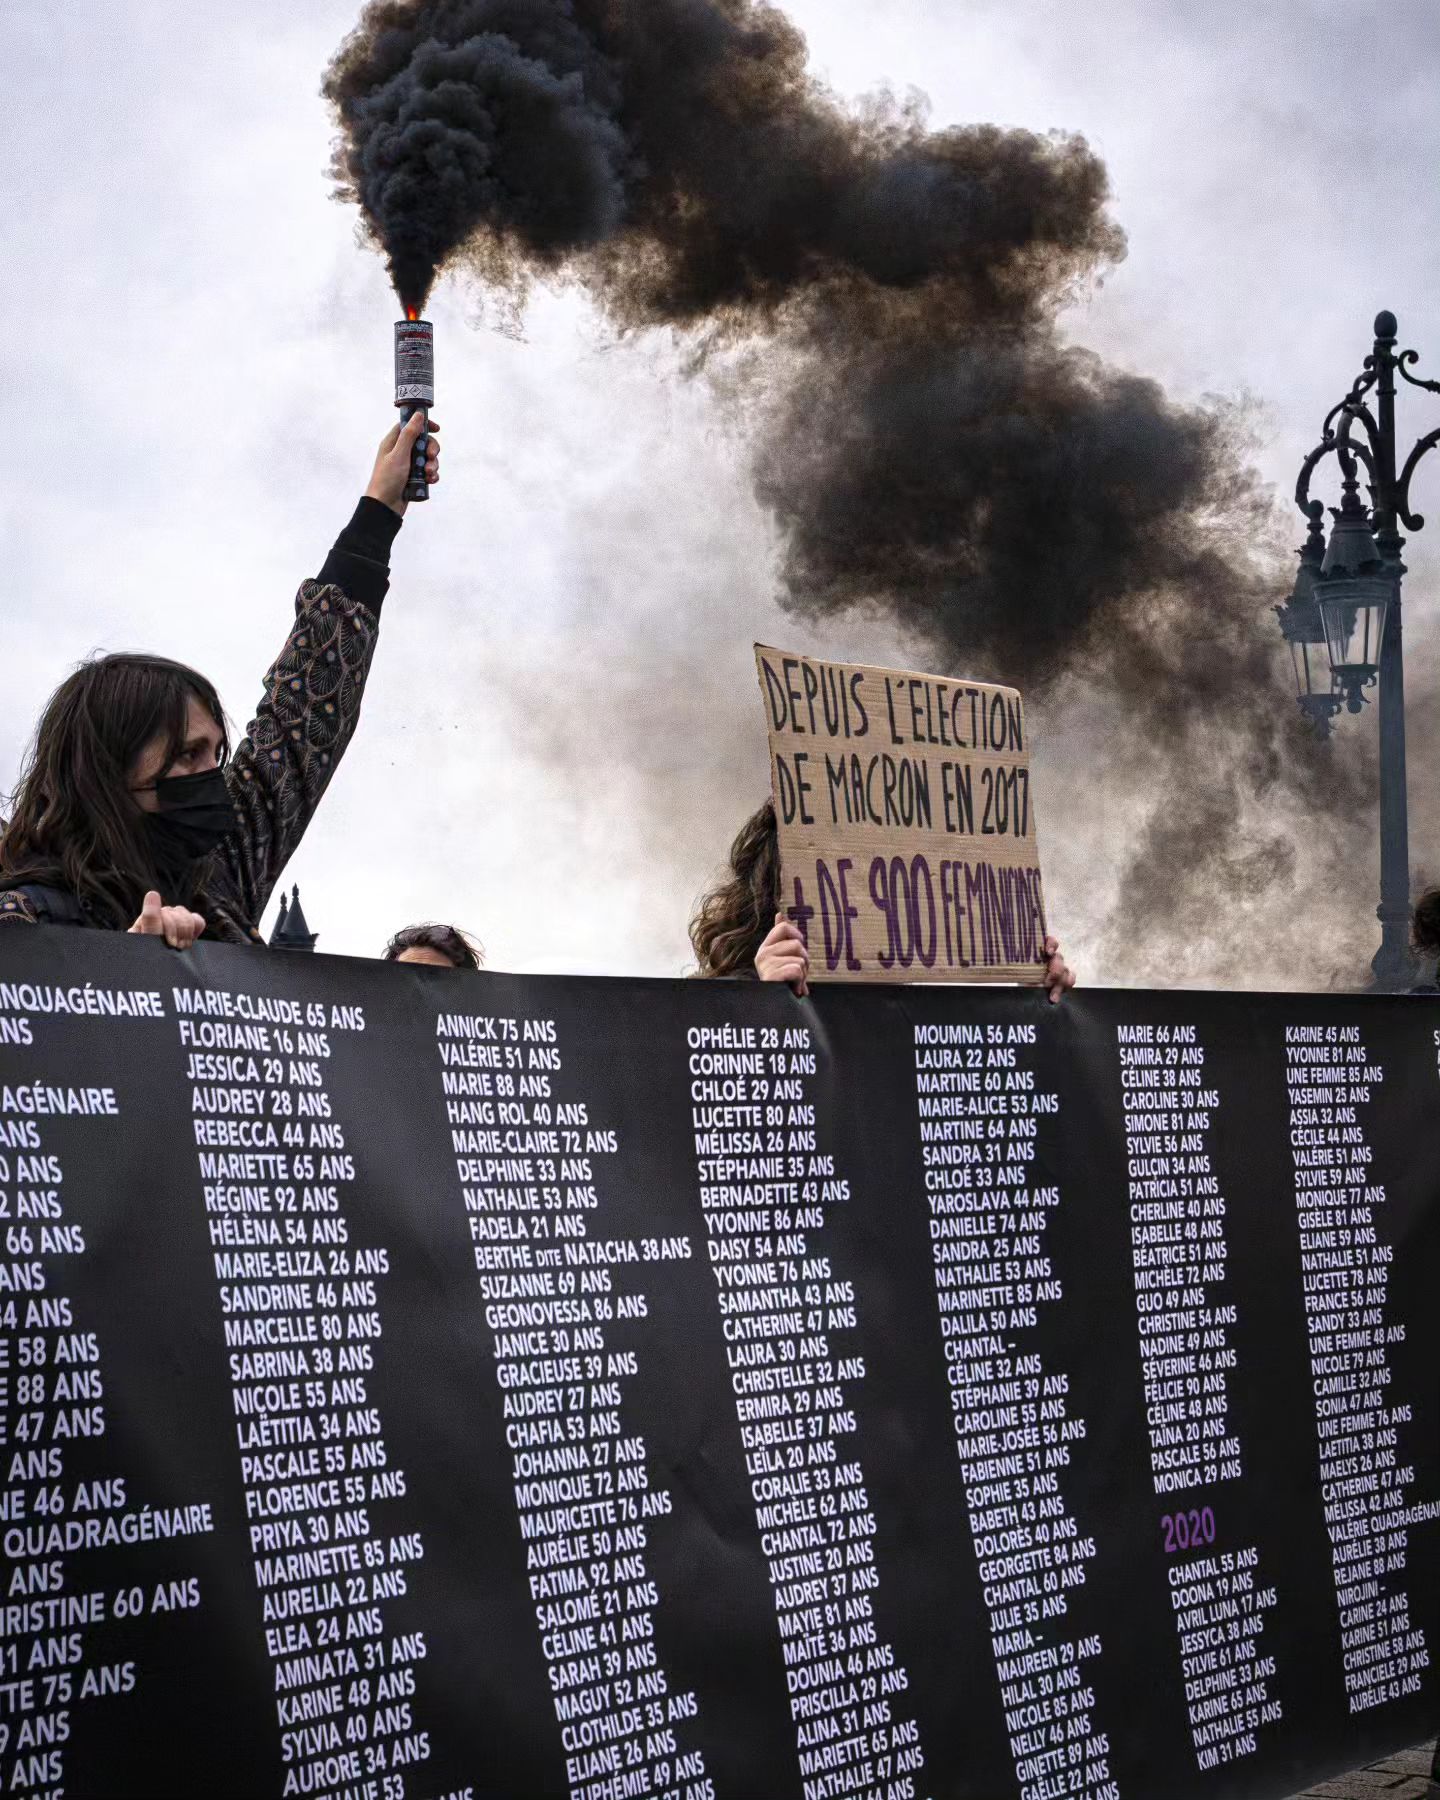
[219, 415, 439, 928]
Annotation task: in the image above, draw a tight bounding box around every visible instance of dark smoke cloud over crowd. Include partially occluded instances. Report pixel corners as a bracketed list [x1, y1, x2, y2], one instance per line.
[326, 0, 1377, 984]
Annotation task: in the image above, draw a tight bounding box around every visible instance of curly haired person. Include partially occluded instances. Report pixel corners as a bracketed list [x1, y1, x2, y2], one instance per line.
[691, 797, 1075, 1000]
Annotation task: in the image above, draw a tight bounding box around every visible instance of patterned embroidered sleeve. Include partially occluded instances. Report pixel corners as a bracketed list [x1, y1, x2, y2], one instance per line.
[0, 892, 40, 925]
[220, 581, 381, 929]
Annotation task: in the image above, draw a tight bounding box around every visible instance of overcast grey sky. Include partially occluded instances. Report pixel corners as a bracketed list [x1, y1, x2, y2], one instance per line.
[2, 0, 1438, 983]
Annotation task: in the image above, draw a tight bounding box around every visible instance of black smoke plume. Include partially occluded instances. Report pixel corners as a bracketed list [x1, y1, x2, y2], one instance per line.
[326, 0, 1375, 983]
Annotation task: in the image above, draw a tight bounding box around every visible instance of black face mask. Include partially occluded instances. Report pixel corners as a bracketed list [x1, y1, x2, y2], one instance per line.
[141, 767, 237, 877]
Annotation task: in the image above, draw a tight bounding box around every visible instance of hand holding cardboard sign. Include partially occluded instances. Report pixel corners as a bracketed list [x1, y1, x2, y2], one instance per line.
[1044, 936, 1076, 1004]
[755, 913, 810, 996]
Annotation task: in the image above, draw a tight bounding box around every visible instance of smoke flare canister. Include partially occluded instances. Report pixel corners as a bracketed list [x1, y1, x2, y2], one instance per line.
[393, 319, 434, 503]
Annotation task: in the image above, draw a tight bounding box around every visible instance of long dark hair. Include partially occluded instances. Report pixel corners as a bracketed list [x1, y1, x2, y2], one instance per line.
[690, 798, 780, 978]
[383, 922, 485, 970]
[1413, 889, 1440, 959]
[0, 654, 229, 928]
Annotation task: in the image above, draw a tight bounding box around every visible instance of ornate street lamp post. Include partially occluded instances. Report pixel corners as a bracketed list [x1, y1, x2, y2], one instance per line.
[1283, 311, 1440, 991]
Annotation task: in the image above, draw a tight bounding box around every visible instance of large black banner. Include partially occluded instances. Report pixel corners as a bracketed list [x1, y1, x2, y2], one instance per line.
[0, 929, 1435, 1800]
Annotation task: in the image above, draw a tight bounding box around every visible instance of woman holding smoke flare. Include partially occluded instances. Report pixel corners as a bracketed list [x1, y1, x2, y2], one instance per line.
[691, 798, 1076, 1000]
[0, 416, 439, 947]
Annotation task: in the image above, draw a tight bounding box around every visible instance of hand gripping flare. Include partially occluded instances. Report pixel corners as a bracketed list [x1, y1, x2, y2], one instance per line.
[393, 318, 434, 504]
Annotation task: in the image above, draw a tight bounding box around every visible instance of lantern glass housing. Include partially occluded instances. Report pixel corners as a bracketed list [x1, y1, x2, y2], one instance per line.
[1317, 572, 1392, 710]
[1274, 582, 1338, 735]
[1288, 634, 1328, 703]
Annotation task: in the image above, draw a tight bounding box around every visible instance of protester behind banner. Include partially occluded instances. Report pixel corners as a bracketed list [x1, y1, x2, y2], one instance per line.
[384, 922, 484, 969]
[691, 794, 1074, 1001]
[0, 417, 440, 949]
[754, 645, 1049, 984]
[1410, 888, 1440, 993]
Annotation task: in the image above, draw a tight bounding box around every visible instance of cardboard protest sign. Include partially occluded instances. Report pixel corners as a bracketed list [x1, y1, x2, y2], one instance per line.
[755, 645, 1047, 983]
